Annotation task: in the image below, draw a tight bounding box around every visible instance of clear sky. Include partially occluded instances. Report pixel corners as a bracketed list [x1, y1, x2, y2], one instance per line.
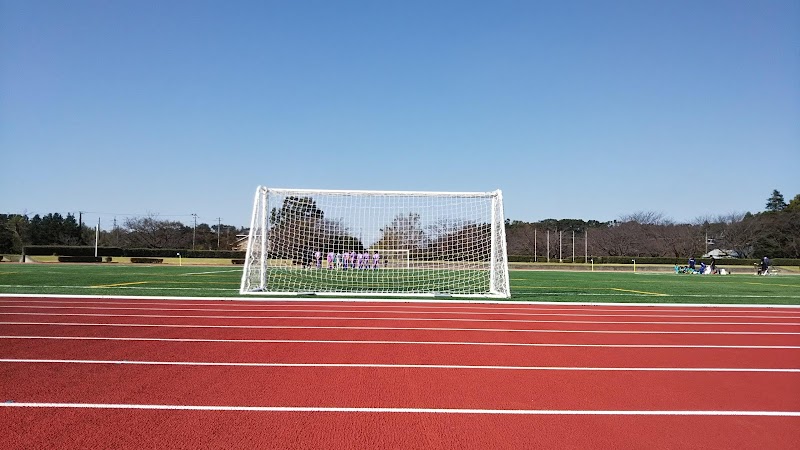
[1, 0, 798, 229]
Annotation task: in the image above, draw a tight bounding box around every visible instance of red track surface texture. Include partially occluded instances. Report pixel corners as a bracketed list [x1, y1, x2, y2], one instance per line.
[1, 297, 799, 449]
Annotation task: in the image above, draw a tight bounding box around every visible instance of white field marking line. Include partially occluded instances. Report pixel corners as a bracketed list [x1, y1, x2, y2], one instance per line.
[3, 335, 800, 349]
[2, 403, 799, 416]
[2, 290, 800, 301]
[180, 269, 240, 276]
[4, 312, 799, 327]
[3, 321, 800, 335]
[2, 359, 800, 372]
[2, 305, 799, 320]
[2, 295, 800, 312]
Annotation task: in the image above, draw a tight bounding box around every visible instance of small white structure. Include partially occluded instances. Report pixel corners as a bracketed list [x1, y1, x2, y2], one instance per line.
[703, 249, 740, 259]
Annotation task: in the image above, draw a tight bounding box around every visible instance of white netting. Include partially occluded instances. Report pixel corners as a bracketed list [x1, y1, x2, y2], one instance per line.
[240, 187, 510, 298]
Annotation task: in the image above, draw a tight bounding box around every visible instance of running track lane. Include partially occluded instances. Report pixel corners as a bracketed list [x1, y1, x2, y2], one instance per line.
[1, 408, 798, 449]
[2, 338, 799, 368]
[2, 323, 798, 346]
[1, 297, 799, 448]
[1, 363, 799, 411]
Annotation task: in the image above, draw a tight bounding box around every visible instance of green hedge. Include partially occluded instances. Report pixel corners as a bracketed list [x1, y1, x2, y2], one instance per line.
[23, 246, 245, 259]
[508, 255, 800, 266]
[57, 256, 102, 263]
[130, 258, 163, 264]
[25, 246, 124, 257]
[124, 248, 245, 258]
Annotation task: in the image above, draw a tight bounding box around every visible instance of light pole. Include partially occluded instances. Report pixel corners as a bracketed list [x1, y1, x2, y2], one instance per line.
[191, 213, 197, 250]
[216, 217, 221, 249]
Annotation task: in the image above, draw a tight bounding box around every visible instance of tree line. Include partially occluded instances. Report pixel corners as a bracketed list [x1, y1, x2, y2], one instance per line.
[504, 190, 799, 260]
[2, 190, 797, 259]
[0, 213, 246, 254]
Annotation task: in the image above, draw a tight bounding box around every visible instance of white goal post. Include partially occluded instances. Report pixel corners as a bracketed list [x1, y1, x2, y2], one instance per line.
[239, 186, 510, 298]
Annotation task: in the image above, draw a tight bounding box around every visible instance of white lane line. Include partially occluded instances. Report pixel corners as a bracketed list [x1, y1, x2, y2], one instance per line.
[2, 297, 799, 313]
[2, 305, 799, 320]
[3, 322, 800, 335]
[2, 312, 799, 326]
[3, 335, 800, 349]
[2, 359, 799, 372]
[1, 403, 798, 416]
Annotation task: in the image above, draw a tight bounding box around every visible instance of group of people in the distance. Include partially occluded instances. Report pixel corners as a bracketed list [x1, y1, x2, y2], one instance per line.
[676, 255, 773, 275]
[676, 256, 725, 275]
[305, 250, 381, 270]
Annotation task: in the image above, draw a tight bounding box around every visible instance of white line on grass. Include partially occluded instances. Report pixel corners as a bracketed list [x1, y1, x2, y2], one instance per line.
[2, 335, 799, 349]
[2, 359, 799, 372]
[2, 305, 799, 320]
[1, 403, 798, 416]
[3, 312, 799, 326]
[179, 270, 241, 276]
[3, 322, 800, 335]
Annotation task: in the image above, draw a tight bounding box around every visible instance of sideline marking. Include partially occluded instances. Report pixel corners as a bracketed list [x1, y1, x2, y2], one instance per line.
[2, 305, 799, 320]
[3, 335, 799, 349]
[610, 288, 667, 296]
[3, 312, 799, 326]
[746, 282, 799, 289]
[1, 402, 798, 416]
[2, 358, 800, 372]
[180, 269, 241, 276]
[91, 282, 149, 288]
[3, 321, 800, 335]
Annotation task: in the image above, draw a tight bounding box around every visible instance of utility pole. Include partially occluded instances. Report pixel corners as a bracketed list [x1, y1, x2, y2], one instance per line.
[585, 229, 588, 263]
[546, 230, 550, 263]
[192, 213, 198, 250]
[78, 211, 84, 245]
[572, 230, 575, 262]
[216, 217, 222, 249]
[559, 230, 562, 263]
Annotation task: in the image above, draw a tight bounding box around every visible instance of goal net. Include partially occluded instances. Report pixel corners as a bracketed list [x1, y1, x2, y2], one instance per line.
[240, 187, 510, 298]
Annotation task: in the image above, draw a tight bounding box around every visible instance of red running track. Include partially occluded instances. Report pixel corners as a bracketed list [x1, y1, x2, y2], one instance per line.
[1, 296, 799, 449]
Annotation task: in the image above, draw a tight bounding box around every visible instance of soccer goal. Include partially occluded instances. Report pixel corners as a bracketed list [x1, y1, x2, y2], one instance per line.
[239, 186, 510, 298]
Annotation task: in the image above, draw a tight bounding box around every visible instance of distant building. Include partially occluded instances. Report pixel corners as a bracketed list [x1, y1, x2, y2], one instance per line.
[233, 234, 249, 251]
[703, 249, 740, 259]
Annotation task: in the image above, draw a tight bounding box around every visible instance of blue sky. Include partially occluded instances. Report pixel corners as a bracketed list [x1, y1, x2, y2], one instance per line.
[1, 0, 798, 228]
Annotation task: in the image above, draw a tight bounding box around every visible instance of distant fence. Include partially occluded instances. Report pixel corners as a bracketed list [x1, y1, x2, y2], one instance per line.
[23, 246, 245, 259]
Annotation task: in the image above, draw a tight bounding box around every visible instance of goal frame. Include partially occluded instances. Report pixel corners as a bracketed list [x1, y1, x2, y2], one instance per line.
[239, 186, 511, 298]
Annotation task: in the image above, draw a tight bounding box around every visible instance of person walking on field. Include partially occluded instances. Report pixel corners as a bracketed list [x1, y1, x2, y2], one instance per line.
[759, 256, 770, 275]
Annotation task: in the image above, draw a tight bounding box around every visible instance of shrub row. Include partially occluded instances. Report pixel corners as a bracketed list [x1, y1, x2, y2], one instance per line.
[508, 255, 800, 266]
[57, 256, 102, 263]
[24, 246, 245, 259]
[130, 258, 163, 264]
[26, 246, 124, 256]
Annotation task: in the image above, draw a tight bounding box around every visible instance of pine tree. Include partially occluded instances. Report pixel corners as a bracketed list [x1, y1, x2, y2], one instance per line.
[765, 190, 787, 212]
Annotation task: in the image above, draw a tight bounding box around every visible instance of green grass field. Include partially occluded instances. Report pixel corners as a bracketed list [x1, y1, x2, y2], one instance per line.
[1, 263, 798, 304]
